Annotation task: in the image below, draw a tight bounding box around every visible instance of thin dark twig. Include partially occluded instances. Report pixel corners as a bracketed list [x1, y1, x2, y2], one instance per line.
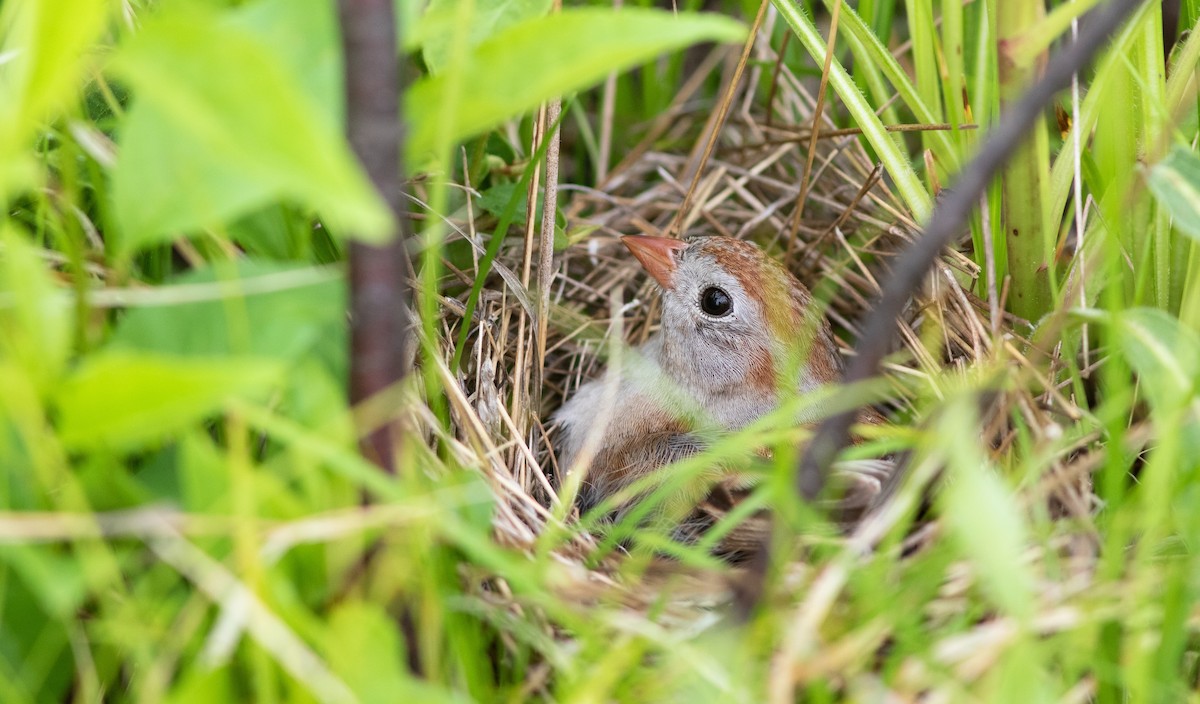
[738, 0, 1142, 616]
[338, 0, 411, 474]
[796, 0, 1140, 500]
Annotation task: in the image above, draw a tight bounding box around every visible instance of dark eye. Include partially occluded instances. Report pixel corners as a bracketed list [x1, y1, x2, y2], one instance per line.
[699, 286, 733, 317]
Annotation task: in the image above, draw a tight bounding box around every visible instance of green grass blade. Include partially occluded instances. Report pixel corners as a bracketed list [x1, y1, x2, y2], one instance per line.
[774, 0, 933, 222]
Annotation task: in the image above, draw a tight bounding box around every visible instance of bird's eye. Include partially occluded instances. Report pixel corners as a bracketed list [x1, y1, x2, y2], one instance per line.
[699, 286, 733, 317]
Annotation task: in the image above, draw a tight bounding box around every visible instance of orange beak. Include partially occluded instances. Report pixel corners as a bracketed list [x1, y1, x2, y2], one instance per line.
[622, 235, 688, 290]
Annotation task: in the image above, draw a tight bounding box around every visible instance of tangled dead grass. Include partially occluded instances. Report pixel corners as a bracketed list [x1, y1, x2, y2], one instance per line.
[419, 16, 1102, 616]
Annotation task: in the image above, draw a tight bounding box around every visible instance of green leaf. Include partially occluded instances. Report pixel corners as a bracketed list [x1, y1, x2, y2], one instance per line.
[0, 0, 108, 197]
[420, 0, 553, 74]
[108, 3, 391, 256]
[107, 260, 346, 378]
[0, 564, 75, 702]
[327, 602, 470, 704]
[0, 546, 88, 619]
[1148, 146, 1200, 241]
[164, 666, 234, 704]
[938, 398, 1034, 621]
[227, 0, 344, 129]
[226, 206, 300, 260]
[398, 0, 424, 52]
[326, 603, 409, 704]
[0, 228, 72, 392]
[56, 352, 283, 450]
[1117, 308, 1200, 410]
[477, 181, 543, 224]
[405, 8, 746, 164]
[772, 0, 932, 222]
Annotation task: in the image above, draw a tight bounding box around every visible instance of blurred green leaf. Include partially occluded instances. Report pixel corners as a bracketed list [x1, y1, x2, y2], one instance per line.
[405, 8, 746, 164]
[228, 0, 343, 128]
[0, 229, 71, 392]
[327, 602, 470, 704]
[1148, 146, 1200, 241]
[56, 352, 283, 450]
[0, 547, 87, 619]
[1118, 307, 1200, 409]
[0, 0, 107, 196]
[0, 565, 74, 703]
[938, 398, 1034, 621]
[109, 2, 391, 256]
[178, 433, 230, 512]
[326, 603, 409, 703]
[398, 0, 423, 51]
[108, 260, 346, 377]
[227, 206, 300, 260]
[164, 666, 234, 704]
[420, 0, 553, 73]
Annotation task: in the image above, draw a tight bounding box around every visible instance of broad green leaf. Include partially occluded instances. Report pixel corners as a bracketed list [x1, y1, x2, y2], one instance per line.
[938, 398, 1034, 620]
[1118, 308, 1200, 410]
[420, 0, 553, 73]
[0, 0, 107, 197]
[56, 352, 283, 450]
[1148, 146, 1200, 241]
[109, 4, 391, 256]
[228, 0, 343, 129]
[108, 260, 346, 378]
[405, 8, 746, 164]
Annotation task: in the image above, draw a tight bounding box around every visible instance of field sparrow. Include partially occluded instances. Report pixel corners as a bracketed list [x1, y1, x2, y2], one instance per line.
[553, 235, 889, 555]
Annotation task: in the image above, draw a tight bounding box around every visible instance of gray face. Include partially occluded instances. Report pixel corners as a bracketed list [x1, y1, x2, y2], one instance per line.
[655, 242, 776, 395]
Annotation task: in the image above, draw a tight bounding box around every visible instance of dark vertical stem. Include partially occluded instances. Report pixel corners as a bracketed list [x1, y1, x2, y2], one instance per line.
[736, 0, 1142, 617]
[795, 0, 1140, 500]
[338, 0, 411, 473]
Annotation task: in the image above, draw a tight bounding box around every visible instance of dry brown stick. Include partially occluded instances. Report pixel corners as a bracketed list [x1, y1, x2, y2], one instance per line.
[800, 163, 883, 274]
[338, 0, 409, 474]
[533, 0, 566, 418]
[785, 0, 840, 261]
[536, 98, 562, 414]
[669, 0, 770, 238]
[511, 104, 548, 481]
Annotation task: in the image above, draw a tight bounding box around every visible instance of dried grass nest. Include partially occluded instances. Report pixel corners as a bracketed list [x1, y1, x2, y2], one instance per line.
[424, 33, 1099, 608]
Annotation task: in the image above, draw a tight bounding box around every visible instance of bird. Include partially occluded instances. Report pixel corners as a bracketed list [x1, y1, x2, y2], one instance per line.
[552, 234, 890, 558]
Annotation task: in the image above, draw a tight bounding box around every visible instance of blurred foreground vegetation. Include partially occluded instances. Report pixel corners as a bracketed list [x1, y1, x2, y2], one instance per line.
[3, 0, 1200, 701]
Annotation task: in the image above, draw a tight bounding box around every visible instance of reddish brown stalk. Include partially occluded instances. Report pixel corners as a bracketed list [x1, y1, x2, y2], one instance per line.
[338, 0, 410, 473]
